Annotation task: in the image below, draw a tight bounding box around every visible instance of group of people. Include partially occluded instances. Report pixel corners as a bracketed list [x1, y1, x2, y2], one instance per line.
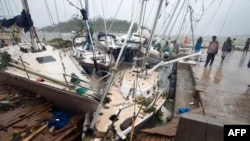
[200, 35, 250, 87]
[203, 36, 241, 67]
[203, 36, 250, 67]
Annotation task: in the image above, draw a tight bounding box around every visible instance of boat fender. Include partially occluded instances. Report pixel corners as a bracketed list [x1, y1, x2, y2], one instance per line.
[76, 87, 87, 95]
[120, 117, 132, 131]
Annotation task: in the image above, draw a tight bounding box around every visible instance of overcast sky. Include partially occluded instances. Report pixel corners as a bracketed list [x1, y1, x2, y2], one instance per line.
[1, 0, 250, 37]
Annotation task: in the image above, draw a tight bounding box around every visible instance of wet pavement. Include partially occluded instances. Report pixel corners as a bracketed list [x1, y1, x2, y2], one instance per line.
[191, 50, 250, 123]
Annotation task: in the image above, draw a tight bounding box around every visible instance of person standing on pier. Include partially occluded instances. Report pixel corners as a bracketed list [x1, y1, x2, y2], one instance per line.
[221, 37, 232, 63]
[243, 38, 250, 55]
[248, 58, 250, 87]
[231, 38, 236, 51]
[183, 36, 189, 47]
[204, 36, 219, 67]
[194, 37, 203, 53]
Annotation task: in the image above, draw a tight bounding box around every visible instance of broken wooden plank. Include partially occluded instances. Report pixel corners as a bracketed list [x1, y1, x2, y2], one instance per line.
[22, 123, 48, 141]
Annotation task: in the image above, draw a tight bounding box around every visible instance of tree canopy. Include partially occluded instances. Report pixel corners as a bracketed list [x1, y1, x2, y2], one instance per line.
[38, 17, 139, 33]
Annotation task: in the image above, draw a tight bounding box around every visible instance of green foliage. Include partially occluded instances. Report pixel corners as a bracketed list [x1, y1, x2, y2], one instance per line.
[162, 91, 168, 98]
[39, 17, 138, 33]
[48, 38, 64, 43]
[0, 51, 11, 70]
[47, 38, 72, 49]
[152, 108, 164, 123]
[139, 98, 153, 108]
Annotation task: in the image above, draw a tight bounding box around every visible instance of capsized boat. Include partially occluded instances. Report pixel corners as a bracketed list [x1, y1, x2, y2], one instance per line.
[82, 0, 202, 139]
[71, 34, 115, 75]
[69, 3, 115, 76]
[0, 0, 106, 114]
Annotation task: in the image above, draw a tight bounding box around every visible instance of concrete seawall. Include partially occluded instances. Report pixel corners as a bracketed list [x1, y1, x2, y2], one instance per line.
[174, 51, 250, 140]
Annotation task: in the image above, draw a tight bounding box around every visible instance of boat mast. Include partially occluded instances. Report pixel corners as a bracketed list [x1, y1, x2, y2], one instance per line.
[85, 0, 89, 18]
[141, 0, 164, 73]
[83, 0, 94, 51]
[160, 0, 181, 42]
[137, 0, 145, 34]
[189, 5, 195, 51]
[21, 0, 39, 51]
[88, 3, 142, 132]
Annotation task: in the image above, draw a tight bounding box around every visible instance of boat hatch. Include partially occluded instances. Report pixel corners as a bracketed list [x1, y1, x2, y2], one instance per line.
[36, 55, 56, 64]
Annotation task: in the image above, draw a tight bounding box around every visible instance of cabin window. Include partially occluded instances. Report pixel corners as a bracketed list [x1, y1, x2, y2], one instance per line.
[36, 55, 56, 64]
[147, 90, 150, 95]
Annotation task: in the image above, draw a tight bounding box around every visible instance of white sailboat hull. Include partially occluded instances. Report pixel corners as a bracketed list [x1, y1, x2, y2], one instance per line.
[0, 43, 100, 113]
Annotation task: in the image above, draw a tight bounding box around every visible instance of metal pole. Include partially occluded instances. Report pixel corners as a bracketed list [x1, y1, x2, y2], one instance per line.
[88, 2, 141, 131]
[21, 0, 39, 51]
[189, 6, 195, 51]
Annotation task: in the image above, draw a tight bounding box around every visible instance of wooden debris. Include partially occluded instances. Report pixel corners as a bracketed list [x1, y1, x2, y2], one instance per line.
[0, 84, 85, 141]
[23, 123, 48, 141]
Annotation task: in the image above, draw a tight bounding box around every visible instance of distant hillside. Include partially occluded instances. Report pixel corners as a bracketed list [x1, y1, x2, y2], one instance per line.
[38, 17, 139, 33]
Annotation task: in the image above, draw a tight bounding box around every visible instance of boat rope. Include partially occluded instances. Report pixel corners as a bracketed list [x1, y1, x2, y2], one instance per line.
[138, 0, 148, 47]
[19, 56, 30, 79]
[59, 52, 66, 74]
[160, 0, 181, 43]
[88, 1, 141, 131]
[0, 1, 6, 18]
[189, 5, 195, 51]
[176, 1, 189, 40]
[170, 0, 188, 40]
[129, 104, 143, 141]
[2, 0, 11, 17]
[198, 0, 223, 35]
[218, 0, 234, 36]
[53, 0, 63, 38]
[6, 0, 14, 17]
[44, 0, 55, 25]
[144, 0, 156, 26]
[12, 0, 20, 15]
[107, 0, 124, 32]
[142, 0, 164, 74]
[101, 0, 108, 47]
[62, 0, 67, 21]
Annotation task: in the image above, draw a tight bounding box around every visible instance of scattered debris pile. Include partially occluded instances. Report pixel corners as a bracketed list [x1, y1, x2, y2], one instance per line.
[0, 84, 84, 141]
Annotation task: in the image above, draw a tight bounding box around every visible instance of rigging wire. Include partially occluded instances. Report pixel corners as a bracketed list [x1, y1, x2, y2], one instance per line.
[144, 0, 156, 27]
[3, 0, 11, 17]
[6, 0, 14, 17]
[107, 0, 124, 32]
[101, 0, 107, 34]
[218, 0, 234, 36]
[0, 1, 6, 18]
[91, 0, 101, 18]
[12, 0, 20, 15]
[176, 0, 189, 40]
[44, 0, 55, 25]
[160, 0, 181, 41]
[199, 0, 223, 35]
[54, 0, 63, 38]
[168, 0, 187, 39]
[63, 0, 67, 21]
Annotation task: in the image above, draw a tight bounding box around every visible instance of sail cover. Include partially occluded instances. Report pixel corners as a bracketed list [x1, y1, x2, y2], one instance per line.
[0, 10, 33, 32]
